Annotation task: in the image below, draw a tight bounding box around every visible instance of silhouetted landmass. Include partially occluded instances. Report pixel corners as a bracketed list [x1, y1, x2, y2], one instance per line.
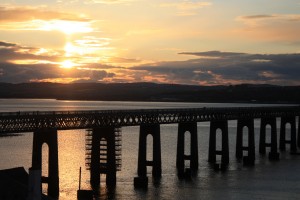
[0, 82, 299, 103]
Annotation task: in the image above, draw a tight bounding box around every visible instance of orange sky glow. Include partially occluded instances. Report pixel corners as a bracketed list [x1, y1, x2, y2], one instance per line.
[0, 1, 300, 85]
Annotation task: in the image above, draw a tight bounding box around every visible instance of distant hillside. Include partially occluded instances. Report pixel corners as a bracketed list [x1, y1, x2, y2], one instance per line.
[0, 82, 299, 103]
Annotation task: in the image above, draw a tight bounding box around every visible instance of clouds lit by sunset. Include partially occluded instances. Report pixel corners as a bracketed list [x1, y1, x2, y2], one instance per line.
[0, 0, 300, 85]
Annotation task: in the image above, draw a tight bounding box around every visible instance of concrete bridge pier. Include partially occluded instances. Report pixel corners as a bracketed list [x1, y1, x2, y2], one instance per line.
[90, 127, 116, 187]
[236, 119, 255, 163]
[208, 120, 229, 165]
[298, 116, 300, 148]
[279, 116, 297, 152]
[137, 124, 161, 178]
[32, 128, 59, 198]
[176, 122, 198, 177]
[259, 117, 279, 160]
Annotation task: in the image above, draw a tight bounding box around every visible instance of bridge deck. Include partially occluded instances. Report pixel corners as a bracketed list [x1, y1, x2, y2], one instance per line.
[0, 106, 299, 133]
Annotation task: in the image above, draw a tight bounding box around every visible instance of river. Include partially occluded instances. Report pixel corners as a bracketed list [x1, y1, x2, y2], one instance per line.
[0, 99, 299, 200]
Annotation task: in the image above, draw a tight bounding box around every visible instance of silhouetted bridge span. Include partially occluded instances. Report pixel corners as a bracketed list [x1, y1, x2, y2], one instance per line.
[1, 106, 300, 133]
[1, 106, 300, 198]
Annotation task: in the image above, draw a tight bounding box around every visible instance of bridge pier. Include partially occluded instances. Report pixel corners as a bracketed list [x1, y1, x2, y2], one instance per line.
[259, 117, 279, 160]
[208, 120, 229, 165]
[279, 116, 297, 152]
[298, 116, 300, 148]
[176, 122, 198, 177]
[137, 124, 161, 178]
[90, 127, 116, 187]
[32, 128, 59, 198]
[236, 119, 255, 163]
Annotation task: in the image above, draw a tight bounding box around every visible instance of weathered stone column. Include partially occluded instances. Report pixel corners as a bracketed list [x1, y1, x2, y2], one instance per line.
[176, 122, 198, 177]
[137, 124, 161, 178]
[259, 117, 279, 160]
[279, 116, 297, 152]
[236, 119, 255, 162]
[105, 127, 116, 186]
[298, 116, 300, 148]
[32, 128, 59, 198]
[208, 120, 229, 165]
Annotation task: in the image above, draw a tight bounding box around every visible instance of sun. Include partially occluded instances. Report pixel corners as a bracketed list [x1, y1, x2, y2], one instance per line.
[61, 60, 76, 69]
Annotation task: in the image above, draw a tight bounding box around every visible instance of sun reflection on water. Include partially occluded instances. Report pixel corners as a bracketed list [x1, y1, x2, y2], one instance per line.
[57, 130, 90, 199]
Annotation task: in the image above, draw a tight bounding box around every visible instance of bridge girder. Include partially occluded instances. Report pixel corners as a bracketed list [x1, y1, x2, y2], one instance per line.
[0, 106, 299, 134]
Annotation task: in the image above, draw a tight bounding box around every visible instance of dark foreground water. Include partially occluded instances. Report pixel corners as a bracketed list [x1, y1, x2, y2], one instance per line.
[0, 99, 299, 200]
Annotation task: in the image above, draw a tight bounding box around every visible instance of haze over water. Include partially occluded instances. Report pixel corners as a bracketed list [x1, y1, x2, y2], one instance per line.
[0, 99, 300, 200]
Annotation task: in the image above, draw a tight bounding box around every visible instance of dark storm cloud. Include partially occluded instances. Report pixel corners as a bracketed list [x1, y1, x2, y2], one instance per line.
[132, 51, 300, 85]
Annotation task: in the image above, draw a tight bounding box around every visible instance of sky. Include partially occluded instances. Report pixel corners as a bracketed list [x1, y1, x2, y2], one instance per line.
[0, 0, 300, 85]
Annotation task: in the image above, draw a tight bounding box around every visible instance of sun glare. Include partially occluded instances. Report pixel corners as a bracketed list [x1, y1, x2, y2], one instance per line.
[41, 20, 93, 35]
[61, 60, 76, 69]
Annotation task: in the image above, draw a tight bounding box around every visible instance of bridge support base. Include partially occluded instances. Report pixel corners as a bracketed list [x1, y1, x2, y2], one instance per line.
[280, 116, 297, 152]
[134, 176, 148, 188]
[236, 119, 255, 164]
[176, 122, 198, 177]
[137, 124, 161, 178]
[298, 116, 300, 148]
[208, 120, 229, 165]
[90, 127, 116, 187]
[32, 128, 59, 199]
[259, 117, 279, 160]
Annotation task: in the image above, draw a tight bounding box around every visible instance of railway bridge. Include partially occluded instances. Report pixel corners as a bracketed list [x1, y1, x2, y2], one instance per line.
[1, 106, 300, 198]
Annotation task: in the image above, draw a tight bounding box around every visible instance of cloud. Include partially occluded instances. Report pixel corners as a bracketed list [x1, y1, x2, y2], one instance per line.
[83, 0, 135, 4]
[1, 41, 299, 85]
[179, 51, 246, 58]
[108, 57, 141, 64]
[0, 40, 120, 83]
[0, 41, 62, 63]
[237, 14, 300, 26]
[0, 5, 93, 34]
[130, 51, 300, 85]
[0, 41, 17, 47]
[237, 15, 275, 20]
[0, 6, 90, 22]
[160, 1, 212, 16]
[0, 62, 117, 83]
[89, 70, 115, 81]
[234, 14, 300, 42]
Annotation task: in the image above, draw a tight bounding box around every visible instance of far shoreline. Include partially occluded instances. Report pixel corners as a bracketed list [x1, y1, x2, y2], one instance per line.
[1, 82, 300, 104]
[0, 97, 299, 105]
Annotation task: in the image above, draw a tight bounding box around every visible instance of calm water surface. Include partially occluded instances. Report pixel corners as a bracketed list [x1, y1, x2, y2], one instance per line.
[0, 99, 299, 200]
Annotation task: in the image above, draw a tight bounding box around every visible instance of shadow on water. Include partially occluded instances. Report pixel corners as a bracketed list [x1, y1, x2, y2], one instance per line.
[91, 185, 116, 200]
[0, 133, 23, 137]
[152, 176, 161, 187]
